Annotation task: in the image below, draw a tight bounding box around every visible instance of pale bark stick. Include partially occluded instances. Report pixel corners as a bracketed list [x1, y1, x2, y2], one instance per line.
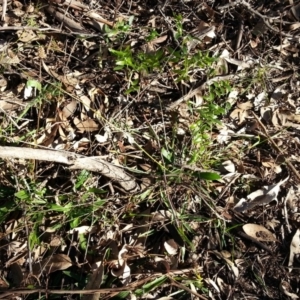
[1, 0, 7, 21]
[0, 147, 138, 192]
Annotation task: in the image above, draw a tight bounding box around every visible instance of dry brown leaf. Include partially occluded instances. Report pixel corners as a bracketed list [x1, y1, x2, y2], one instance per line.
[289, 229, 300, 272]
[17, 30, 38, 42]
[0, 99, 22, 110]
[32, 254, 72, 275]
[42, 60, 79, 88]
[154, 256, 171, 273]
[73, 138, 90, 151]
[230, 108, 249, 124]
[164, 239, 178, 255]
[216, 277, 230, 295]
[151, 210, 173, 222]
[61, 100, 77, 120]
[250, 39, 258, 48]
[74, 117, 99, 132]
[151, 35, 168, 44]
[0, 276, 9, 288]
[214, 251, 239, 278]
[280, 281, 299, 299]
[291, 3, 300, 21]
[37, 119, 59, 146]
[261, 161, 282, 174]
[82, 261, 104, 300]
[110, 246, 131, 285]
[0, 75, 7, 90]
[237, 101, 253, 110]
[234, 177, 288, 212]
[8, 263, 23, 287]
[290, 22, 300, 31]
[50, 236, 62, 247]
[38, 46, 47, 59]
[80, 95, 91, 112]
[243, 224, 276, 242]
[0, 50, 20, 64]
[224, 57, 251, 69]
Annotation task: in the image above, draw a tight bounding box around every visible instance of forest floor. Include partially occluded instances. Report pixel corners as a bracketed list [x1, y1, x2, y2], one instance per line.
[0, 0, 300, 299]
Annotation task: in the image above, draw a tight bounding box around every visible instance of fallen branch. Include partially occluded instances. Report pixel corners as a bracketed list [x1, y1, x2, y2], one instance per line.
[0, 287, 133, 298]
[0, 147, 138, 192]
[251, 112, 300, 183]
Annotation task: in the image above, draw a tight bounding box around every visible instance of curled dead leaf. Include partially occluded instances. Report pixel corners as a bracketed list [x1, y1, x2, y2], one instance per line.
[280, 280, 299, 299]
[110, 246, 131, 285]
[234, 177, 288, 212]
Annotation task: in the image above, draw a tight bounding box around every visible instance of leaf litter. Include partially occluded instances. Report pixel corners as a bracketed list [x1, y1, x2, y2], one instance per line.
[0, 0, 300, 299]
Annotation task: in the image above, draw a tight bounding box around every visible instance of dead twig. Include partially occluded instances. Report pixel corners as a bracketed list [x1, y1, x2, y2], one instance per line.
[251, 112, 300, 182]
[0, 147, 139, 192]
[218, 0, 296, 39]
[167, 274, 209, 300]
[0, 287, 133, 298]
[167, 74, 239, 110]
[0, 26, 99, 37]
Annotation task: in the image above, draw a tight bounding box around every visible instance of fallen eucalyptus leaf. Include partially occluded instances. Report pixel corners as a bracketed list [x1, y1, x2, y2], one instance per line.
[234, 177, 288, 212]
[32, 254, 72, 275]
[61, 100, 77, 120]
[164, 239, 178, 255]
[243, 224, 276, 242]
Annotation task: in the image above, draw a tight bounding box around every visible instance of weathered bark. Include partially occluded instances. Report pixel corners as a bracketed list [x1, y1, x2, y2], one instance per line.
[0, 147, 138, 192]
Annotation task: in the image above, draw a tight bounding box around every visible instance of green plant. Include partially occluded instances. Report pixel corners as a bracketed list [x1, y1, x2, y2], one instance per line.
[104, 16, 134, 40]
[173, 14, 184, 39]
[189, 80, 232, 165]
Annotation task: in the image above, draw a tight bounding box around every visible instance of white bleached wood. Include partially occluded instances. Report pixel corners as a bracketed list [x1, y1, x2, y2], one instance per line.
[0, 146, 138, 192]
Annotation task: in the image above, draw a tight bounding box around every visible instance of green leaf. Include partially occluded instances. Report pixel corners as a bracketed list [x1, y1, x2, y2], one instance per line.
[15, 190, 29, 200]
[29, 230, 39, 250]
[87, 188, 106, 194]
[199, 172, 221, 180]
[79, 234, 87, 251]
[71, 217, 80, 228]
[49, 203, 72, 213]
[75, 170, 90, 190]
[161, 147, 172, 162]
[26, 79, 42, 92]
[114, 291, 130, 299]
[31, 197, 46, 204]
[134, 276, 167, 296]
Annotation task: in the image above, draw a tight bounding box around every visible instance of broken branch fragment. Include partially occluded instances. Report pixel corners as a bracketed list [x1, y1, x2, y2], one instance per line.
[0, 147, 138, 192]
